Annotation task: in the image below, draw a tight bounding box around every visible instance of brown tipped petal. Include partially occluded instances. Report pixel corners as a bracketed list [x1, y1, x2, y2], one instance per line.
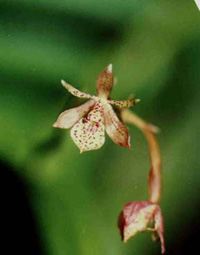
[96, 64, 114, 98]
[53, 100, 95, 129]
[104, 104, 131, 148]
[61, 80, 95, 99]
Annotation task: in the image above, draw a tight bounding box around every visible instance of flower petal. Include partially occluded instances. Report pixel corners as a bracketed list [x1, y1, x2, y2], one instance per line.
[119, 202, 157, 242]
[61, 80, 96, 99]
[104, 103, 131, 148]
[108, 99, 140, 108]
[96, 64, 114, 99]
[70, 103, 105, 152]
[53, 100, 95, 129]
[154, 207, 165, 254]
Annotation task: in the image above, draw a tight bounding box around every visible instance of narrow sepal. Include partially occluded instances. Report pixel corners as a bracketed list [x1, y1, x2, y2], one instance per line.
[108, 99, 140, 108]
[96, 64, 114, 99]
[104, 104, 131, 148]
[61, 80, 95, 99]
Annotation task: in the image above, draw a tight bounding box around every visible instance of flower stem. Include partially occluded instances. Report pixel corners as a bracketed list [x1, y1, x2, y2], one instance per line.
[121, 109, 162, 204]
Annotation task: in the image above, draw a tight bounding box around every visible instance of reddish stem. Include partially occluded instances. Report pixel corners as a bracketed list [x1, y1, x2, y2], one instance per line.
[121, 109, 162, 204]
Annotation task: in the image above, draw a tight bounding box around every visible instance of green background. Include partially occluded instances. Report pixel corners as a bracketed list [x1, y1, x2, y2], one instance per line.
[1, 0, 200, 254]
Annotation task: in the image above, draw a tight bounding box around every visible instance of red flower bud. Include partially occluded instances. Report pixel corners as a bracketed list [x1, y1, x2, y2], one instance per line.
[118, 201, 165, 254]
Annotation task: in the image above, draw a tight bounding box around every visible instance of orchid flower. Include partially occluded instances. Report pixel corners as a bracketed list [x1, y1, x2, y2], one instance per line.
[53, 64, 140, 153]
[118, 201, 165, 254]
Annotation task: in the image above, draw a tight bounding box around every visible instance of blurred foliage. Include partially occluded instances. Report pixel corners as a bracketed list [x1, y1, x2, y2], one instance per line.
[0, 0, 200, 254]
